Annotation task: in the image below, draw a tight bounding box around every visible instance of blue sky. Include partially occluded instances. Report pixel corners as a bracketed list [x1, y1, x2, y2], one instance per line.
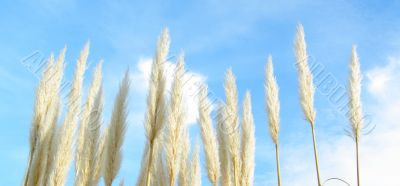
[1, 0, 400, 185]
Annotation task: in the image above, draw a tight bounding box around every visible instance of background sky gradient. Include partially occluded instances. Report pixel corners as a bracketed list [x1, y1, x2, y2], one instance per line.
[1, 0, 400, 185]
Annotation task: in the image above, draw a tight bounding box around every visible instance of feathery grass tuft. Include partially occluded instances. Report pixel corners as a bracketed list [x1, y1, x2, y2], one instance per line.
[25, 48, 66, 186]
[48, 43, 89, 186]
[138, 28, 170, 186]
[265, 55, 281, 186]
[92, 128, 107, 185]
[86, 85, 104, 185]
[75, 62, 103, 186]
[217, 104, 232, 186]
[198, 84, 220, 186]
[136, 144, 150, 186]
[153, 139, 167, 186]
[348, 46, 363, 142]
[190, 141, 202, 186]
[241, 91, 255, 186]
[265, 56, 280, 144]
[294, 24, 316, 125]
[294, 24, 321, 186]
[178, 129, 191, 186]
[103, 71, 130, 186]
[348, 45, 363, 186]
[224, 69, 241, 186]
[165, 53, 186, 186]
[40, 49, 66, 185]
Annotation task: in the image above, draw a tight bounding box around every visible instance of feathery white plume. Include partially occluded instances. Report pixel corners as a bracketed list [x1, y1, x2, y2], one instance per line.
[48, 43, 89, 186]
[103, 71, 130, 186]
[241, 92, 255, 186]
[294, 24, 316, 125]
[198, 84, 220, 185]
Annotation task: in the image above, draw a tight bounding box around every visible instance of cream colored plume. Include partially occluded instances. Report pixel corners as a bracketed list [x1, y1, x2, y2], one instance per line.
[75, 61, 103, 186]
[348, 46, 363, 140]
[295, 25, 322, 185]
[165, 53, 186, 186]
[265, 56, 280, 144]
[138, 28, 169, 186]
[198, 84, 220, 185]
[190, 141, 202, 186]
[144, 28, 169, 142]
[294, 24, 316, 125]
[103, 71, 130, 186]
[348, 45, 363, 186]
[178, 129, 190, 186]
[92, 128, 107, 185]
[25, 48, 66, 186]
[217, 104, 232, 186]
[265, 55, 282, 186]
[47, 43, 89, 186]
[224, 69, 241, 186]
[241, 91, 255, 186]
[152, 138, 167, 186]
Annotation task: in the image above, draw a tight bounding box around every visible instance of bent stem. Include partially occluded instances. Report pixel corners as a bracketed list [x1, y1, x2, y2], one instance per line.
[275, 143, 281, 186]
[232, 157, 239, 186]
[23, 156, 33, 186]
[311, 125, 321, 186]
[169, 175, 176, 186]
[146, 143, 154, 186]
[355, 138, 360, 186]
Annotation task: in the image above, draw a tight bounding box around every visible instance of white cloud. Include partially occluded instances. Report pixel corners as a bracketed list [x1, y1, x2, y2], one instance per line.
[131, 57, 206, 125]
[366, 57, 400, 98]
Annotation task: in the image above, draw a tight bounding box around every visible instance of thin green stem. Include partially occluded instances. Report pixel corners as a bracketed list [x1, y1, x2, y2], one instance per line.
[146, 143, 154, 186]
[311, 125, 322, 186]
[356, 138, 360, 186]
[169, 175, 176, 186]
[275, 143, 281, 186]
[232, 157, 239, 186]
[23, 155, 33, 186]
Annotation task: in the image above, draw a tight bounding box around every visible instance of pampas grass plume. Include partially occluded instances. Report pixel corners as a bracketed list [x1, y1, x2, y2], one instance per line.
[198, 84, 220, 186]
[224, 69, 241, 186]
[294, 24, 321, 186]
[75, 61, 103, 186]
[217, 104, 232, 186]
[265, 55, 282, 186]
[265, 56, 280, 144]
[295, 24, 316, 125]
[241, 91, 255, 186]
[348, 45, 363, 186]
[103, 70, 130, 186]
[190, 141, 201, 186]
[139, 28, 169, 186]
[47, 43, 88, 186]
[165, 53, 186, 186]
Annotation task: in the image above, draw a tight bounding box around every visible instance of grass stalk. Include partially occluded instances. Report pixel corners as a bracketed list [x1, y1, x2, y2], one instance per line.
[356, 138, 360, 186]
[140, 28, 169, 186]
[146, 145, 154, 186]
[311, 125, 321, 186]
[348, 46, 363, 186]
[275, 144, 281, 186]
